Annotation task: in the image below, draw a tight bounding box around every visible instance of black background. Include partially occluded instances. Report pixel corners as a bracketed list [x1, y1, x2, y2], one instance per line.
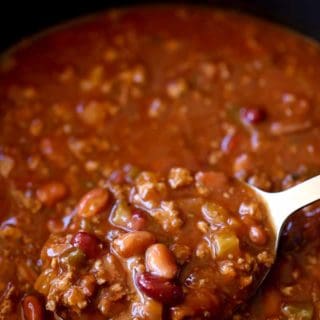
[0, 0, 319, 51]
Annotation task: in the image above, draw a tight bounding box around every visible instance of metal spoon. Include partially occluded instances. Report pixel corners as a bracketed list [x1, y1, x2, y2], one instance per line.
[251, 174, 320, 286]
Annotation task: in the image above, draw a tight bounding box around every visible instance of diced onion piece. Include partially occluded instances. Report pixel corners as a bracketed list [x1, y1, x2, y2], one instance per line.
[111, 200, 132, 228]
[212, 230, 240, 259]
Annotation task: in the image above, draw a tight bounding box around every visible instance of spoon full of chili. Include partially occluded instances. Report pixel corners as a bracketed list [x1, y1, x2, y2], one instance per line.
[249, 174, 320, 287]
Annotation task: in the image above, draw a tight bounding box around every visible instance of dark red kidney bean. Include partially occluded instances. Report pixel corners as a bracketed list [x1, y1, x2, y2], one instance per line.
[240, 107, 267, 124]
[136, 272, 183, 305]
[21, 295, 44, 320]
[71, 231, 101, 259]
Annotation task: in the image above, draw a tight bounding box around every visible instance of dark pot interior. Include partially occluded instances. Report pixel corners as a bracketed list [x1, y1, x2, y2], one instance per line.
[0, 0, 319, 51]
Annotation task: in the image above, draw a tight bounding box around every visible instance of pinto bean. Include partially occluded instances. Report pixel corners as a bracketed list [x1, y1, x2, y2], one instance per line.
[36, 182, 67, 207]
[113, 231, 156, 258]
[77, 188, 109, 218]
[145, 243, 178, 279]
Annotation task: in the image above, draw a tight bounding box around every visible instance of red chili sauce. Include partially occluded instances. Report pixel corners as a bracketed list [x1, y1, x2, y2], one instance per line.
[0, 6, 320, 320]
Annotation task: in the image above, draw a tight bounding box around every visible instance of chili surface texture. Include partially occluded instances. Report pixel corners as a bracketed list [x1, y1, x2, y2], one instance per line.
[0, 6, 320, 320]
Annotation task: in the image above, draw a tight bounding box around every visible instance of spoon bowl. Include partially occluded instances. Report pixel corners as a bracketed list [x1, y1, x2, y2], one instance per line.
[248, 174, 320, 287]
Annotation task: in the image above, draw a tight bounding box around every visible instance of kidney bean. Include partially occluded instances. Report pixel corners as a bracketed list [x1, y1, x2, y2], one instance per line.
[113, 231, 155, 258]
[241, 107, 267, 125]
[21, 295, 44, 320]
[77, 188, 109, 218]
[145, 243, 178, 279]
[249, 225, 268, 246]
[36, 182, 67, 207]
[136, 272, 183, 305]
[71, 231, 101, 259]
